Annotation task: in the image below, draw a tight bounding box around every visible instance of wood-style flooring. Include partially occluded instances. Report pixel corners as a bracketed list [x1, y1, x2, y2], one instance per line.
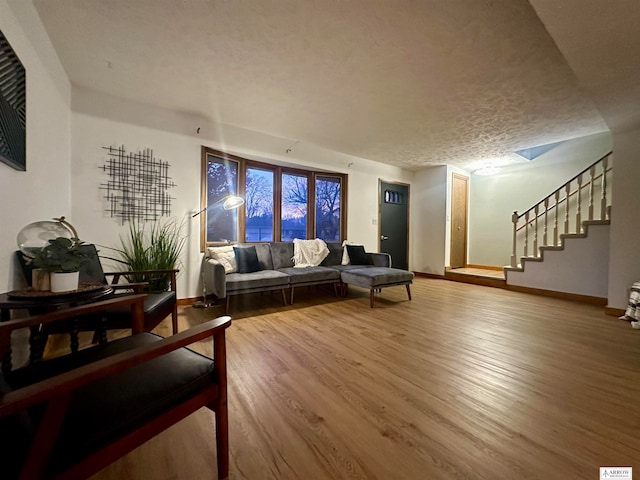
[46, 278, 640, 479]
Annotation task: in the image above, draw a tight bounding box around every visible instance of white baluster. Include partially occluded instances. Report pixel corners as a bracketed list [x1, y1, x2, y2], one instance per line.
[576, 174, 582, 232]
[543, 198, 549, 247]
[554, 191, 559, 245]
[533, 205, 539, 256]
[524, 211, 529, 257]
[588, 165, 595, 221]
[511, 211, 518, 268]
[564, 184, 570, 234]
[601, 156, 608, 219]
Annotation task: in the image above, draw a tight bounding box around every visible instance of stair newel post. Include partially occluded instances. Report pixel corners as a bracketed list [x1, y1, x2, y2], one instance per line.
[601, 156, 608, 220]
[533, 205, 539, 256]
[576, 174, 582, 232]
[588, 165, 595, 221]
[553, 191, 559, 246]
[564, 183, 570, 234]
[543, 198, 549, 247]
[524, 211, 529, 258]
[510, 211, 519, 268]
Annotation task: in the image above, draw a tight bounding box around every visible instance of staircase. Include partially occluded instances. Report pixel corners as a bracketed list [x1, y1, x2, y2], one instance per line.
[504, 152, 612, 298]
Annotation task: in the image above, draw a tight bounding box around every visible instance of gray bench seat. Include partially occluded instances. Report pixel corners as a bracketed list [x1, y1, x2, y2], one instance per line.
[341, 267, 415, 307]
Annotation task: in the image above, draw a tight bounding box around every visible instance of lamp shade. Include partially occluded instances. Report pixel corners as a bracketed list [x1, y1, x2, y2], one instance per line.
[222, 195, 245, 210]
[192, 195, 245, 218]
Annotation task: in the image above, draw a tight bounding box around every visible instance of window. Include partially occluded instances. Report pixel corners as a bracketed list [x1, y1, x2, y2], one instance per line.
[201, 147, 347, 248]
[281, 173, 308, 241]
[204, 153, 239, 243]
[315, 175, 342, 242]
[245, 166, 274, 241]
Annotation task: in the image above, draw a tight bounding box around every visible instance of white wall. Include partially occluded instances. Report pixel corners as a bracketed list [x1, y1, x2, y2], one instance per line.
[468, 133, 612, 267]
[411, 166, 447, 274]
[607, 128, 640, 309]
[0, 0, 71, 292]
[506, 223, 609, 297]
[70, 87, 413, 299]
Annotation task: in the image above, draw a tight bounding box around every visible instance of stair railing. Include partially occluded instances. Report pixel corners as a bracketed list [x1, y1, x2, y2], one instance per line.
[510, 151, 612, 268]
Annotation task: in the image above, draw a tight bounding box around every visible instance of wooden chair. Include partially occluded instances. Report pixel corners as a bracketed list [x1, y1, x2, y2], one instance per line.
[15, 244, 179, 347]
[0, 296, 231, 479]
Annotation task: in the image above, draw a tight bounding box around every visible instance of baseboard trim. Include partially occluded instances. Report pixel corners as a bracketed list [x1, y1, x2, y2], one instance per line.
[505, 284, 607, 306]
[178, 297, 198, 306]
[604, 306, 626, 317]
[444, 271, 506, 289]
[414, 272, 445, 279]
[466, 264, 504, 271]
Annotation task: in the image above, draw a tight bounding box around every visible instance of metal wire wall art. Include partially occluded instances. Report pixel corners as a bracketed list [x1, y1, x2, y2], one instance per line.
[99, 145, 176, 223]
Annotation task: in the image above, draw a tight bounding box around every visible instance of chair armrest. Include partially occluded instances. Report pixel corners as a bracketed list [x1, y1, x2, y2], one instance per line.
[0, 315, 231, 417]
[111, 282, 148, 293]
[0, 294, 147, 334]
[0, 295, 148, 366]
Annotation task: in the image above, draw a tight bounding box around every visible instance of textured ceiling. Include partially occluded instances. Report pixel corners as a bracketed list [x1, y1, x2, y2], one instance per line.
[32, 0, 610, 170]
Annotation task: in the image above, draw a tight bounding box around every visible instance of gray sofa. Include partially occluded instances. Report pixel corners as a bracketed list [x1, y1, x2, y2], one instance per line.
[203, 242, 394, 311]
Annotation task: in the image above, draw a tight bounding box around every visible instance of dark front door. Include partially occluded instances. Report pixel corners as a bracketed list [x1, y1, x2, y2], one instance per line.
[379, 181, 409, 270]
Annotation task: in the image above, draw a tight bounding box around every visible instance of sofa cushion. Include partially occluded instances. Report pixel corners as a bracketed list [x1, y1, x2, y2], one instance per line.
[346, 245, 372, 265]
[254, 243, 275, 270]
[320, 242, 343, 267]
[270, 242, 295, 269]
[225, 270, 289, 293]
[234, 246, 262, 273]
[278, 266, 340, 285]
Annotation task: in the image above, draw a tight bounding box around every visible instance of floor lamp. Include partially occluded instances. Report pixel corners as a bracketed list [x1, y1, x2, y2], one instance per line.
[192, 195, 245, 308]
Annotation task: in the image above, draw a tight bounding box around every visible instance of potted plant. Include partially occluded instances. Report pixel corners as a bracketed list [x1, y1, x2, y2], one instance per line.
[104, 220, 184, 292]
[32, 237, 89, 292]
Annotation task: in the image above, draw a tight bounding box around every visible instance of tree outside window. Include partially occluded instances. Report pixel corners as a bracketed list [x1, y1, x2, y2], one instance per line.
[206, 155, 239, 243]
[315, 176, 341, 242]
[245, 167, 274, 241]
[281, 173, 308, 241]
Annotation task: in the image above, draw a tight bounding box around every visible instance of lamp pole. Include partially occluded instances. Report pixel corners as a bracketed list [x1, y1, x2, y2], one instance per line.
[191, 195, 244, 308]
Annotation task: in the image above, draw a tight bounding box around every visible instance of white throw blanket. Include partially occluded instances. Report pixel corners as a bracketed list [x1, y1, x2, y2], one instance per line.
[292, 238, 329, 268]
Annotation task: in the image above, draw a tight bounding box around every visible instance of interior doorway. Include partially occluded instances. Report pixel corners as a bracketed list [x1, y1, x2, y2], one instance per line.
[379, 180, 409, 270]
[450, 173, 468, 269]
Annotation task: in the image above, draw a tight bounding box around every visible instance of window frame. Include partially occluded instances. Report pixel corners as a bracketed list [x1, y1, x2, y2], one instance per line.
[200, 146, 347, 250]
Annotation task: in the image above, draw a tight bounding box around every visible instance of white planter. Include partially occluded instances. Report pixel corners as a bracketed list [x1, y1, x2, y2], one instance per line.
[50, 271, 80, 293]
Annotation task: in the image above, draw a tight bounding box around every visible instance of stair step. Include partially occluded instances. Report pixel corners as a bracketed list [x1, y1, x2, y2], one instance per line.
[560, 233, 587, 240]
[582, 219, 610, 226]
[504, 266, 524, 272]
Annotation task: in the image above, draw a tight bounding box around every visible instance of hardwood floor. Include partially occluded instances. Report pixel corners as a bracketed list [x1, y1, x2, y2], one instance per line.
[67, 278, 640, 479]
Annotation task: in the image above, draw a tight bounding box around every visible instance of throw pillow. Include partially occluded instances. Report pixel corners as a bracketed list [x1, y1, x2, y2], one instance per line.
[341, 240, 363, 265]
[234, 246, 262, 273]
[346, 245, 372, 265]
[207, 246, 237, 273]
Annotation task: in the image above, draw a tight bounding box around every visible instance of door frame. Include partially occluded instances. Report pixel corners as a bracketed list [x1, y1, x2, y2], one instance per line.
[378, 179, 410, 267]
[449, 173, 469, 268]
